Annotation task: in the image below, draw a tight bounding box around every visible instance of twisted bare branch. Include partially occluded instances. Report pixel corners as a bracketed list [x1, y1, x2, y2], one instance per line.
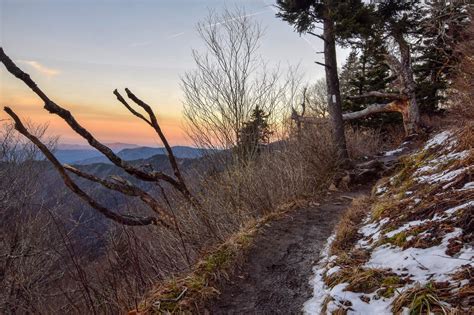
[3, 106, 160, 227]
[0, 48, 177, 187]
[63, 165, 175, 229]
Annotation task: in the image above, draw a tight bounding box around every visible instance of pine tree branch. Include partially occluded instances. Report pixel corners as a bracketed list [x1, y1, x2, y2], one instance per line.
[314, 61, 330, 68]
[307, 31, 326, 42]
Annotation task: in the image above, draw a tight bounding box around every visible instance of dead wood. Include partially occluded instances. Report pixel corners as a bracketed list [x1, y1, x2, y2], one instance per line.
[0, 48, 212, 232]
[4, 107, 162, 227]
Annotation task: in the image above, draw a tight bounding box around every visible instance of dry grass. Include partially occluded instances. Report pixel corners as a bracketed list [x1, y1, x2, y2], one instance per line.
[117, 120, 392, 313]
[330, 196, 371, 256]
[133, 200, 306, 314]
[345, 125, 403, 160]
[128, 123, 387, 313]
[392, 282, 452, 315]
[325, 267, 399, 294]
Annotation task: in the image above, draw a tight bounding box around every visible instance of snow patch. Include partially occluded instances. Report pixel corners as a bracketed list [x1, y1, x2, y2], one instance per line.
[385, 219, 427, 238]
[366, 229, 473, 284]
[445, 201, 474, 215]
[417, 167, 470, 184]
[376, 186, 387, 195]
[303, 234, 335, 314]
[325, 283, 394, 315]
[460, 182, 474, 191]
[384, 148, 404, 156]
[423, 131, 452, 150]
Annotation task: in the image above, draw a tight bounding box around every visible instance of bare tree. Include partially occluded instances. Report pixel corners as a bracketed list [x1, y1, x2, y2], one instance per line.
[306, 79, 329, 118]
[0, 122, 67, 313]
[181, 8, 288, 151]
[0, 48, 213, 234]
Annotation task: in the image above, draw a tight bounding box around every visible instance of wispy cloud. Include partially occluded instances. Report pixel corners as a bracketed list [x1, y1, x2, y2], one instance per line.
[18, 60, 60, 77]
[129, 10, 267, 46]
[206, 10, 267, 28]
[167, 31, 185, 39]
[167, 11, 268, 40]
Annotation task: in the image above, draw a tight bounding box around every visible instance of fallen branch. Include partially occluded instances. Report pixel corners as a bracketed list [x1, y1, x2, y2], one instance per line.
[347, 91, 406, 101]
[291, 99, 409, 126]
[342, 100, 408, 121]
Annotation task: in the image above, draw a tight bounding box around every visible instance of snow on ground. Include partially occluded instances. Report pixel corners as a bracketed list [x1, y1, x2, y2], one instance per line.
[367, 229, 472, 284]
[423, 130, 452, 149]
[384, 147, 404, 156]
[303, 130, 474, 314]
[324, 283, 395, 315]
[304, 235, 335, 314]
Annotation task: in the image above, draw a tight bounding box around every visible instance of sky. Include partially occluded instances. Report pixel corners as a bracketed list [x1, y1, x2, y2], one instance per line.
[0, 0, 350, 146]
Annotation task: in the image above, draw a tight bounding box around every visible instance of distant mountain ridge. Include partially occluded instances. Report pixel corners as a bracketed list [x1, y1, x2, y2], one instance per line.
[57, 143, 139, 151]
[54, 145, 211, 164]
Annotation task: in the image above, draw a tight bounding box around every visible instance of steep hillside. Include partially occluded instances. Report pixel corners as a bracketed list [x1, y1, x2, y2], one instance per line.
[305, 127, 473, 314]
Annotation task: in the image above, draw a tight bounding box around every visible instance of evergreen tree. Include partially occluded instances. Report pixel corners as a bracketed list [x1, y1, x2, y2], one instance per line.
[414, 2, 470, 114]
[340, 36, 399, 128]
[237, 106, 273, 162]
[276, 0, 372, 161]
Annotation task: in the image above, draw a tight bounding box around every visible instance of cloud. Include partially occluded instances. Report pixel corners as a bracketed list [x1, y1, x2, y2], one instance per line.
[18, 60, 60, 77]
[167, 31, 185, 39]
[165, 11, 267, 39]
[206, 10, 267, 28]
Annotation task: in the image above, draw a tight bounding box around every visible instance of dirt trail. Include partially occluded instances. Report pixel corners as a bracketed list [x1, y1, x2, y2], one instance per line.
[207, 186, 371, 315]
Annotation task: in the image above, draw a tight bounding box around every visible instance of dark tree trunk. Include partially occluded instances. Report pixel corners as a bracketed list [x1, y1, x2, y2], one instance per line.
[323, 6, 349, 161]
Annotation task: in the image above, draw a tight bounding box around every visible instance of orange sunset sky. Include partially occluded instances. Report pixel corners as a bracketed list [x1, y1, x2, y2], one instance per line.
[1, 0, 348, 147]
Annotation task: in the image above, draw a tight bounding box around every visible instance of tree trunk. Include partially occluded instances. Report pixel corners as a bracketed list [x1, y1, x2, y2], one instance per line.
[390, 32, 420, 135]
[323, 5, 349, 160]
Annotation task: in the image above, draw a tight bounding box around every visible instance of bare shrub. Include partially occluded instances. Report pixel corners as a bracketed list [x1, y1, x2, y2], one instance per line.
[345, 127, 383, 159]
[0, 122, 67, 313]
[188, 123, 339, 241]
[182, 8, 294, 151]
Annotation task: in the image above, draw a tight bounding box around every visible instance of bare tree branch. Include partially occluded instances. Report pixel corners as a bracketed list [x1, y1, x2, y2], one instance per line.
[0, 48, 177, 187]
[113, 89, 151, 125]
[292, 99, 410, 125]
[0, 48, 215, 233]
[3, 106, 160, 227]
[63, 165, 175, 229]
[124, 88, 185, 185]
